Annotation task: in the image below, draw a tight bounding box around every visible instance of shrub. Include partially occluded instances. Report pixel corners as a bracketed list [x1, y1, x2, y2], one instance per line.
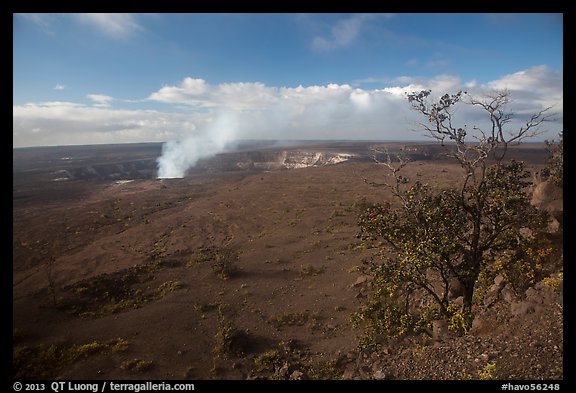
[120, 359, 154, 373]
[353, 90, 554, 350]
[254, 350, 283, 373]
[189, 247, 239, 280]
[542, 131, 563, 188]
[13, 340, 111, 379]
[477, 363, 497, 380]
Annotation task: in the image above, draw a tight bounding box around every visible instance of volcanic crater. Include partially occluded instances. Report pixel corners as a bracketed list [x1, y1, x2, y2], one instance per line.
[13, 141, 561, 381]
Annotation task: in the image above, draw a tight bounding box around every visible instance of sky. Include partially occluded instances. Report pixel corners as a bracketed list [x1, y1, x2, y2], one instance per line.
[13, 13, 563, 149]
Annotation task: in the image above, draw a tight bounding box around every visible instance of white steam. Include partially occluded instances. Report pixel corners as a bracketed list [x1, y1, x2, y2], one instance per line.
[156, 112, 238, 179]
[152, 80, 410, 179]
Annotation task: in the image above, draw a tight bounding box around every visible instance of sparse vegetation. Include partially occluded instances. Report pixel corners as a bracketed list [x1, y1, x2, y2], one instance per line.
[305, 359, 341, 380]
[187, 250, 213, 265]
[477, 362, 497, 380]
[253, 350, 283, 373]
[194, 302, 221, 313]
[271, 312, 309, 327]
[543, 272, 563, 290]
[155, 280, 182, 297]
[270, 311, 321, 331]
[46, 256, 58, 307]
[56, 263, 184, 318]
[251, 345, 342, 380]
[120, 358, 154, 373]
[188, 246, 239, 280]
[211, 306, 252, 375]
[299, 264, 325, 277]
[110, 338, 130, 352]
[213, 319, 241, 358]
[542, 131, 563, 188]
[459, 363, 498, 381]
[13, 136, 562, 380]
[13, 338, 128, 379]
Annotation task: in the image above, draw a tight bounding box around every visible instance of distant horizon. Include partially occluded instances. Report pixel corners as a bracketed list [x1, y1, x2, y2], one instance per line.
[12, 138, 550, 151]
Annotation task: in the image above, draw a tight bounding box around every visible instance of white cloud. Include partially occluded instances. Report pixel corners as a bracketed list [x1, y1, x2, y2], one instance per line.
[487, 65, 561, 92]
[484, 65, 563, 114]
[87, 94, 114, 107]
[310, 14, 393, 52]
[16, 13, 142, 40]
[71, 13, 142, 39]
[406, 58, 419, 67]
[14, 66, 563, 149]
[382, 75, 462, 99]
[15, 13, 56, 33]
[54, 84, 66, 90]
[350, 89, 372, 110]
[149, 78, 279, 110]
[13, 102, 197, 147]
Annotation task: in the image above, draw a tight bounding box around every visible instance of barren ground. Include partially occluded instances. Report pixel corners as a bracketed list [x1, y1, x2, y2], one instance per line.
[12, 142, 562, 381]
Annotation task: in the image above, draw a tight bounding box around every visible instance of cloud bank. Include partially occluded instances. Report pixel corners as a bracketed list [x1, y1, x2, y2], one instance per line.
[13, 65, 563, 177]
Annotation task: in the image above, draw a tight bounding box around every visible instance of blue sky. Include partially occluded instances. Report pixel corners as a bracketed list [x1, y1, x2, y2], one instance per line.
[13, 13, 563, 148]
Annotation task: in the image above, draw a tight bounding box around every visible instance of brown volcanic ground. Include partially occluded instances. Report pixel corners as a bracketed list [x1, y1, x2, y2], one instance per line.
[12, 141, 562, 380]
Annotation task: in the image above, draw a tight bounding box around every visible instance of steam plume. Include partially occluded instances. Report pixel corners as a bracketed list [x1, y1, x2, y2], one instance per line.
[156, 112, 238, 179]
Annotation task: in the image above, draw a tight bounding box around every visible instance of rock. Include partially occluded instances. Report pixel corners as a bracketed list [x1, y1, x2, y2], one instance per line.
[531, 180, 563, 207]
[289, 370, 304, 380]
[351, 275, 370, 288]
[358, 365, 372, 378]
[484, 276, 508, 307]
[341, 366, 356, 380]
[484, 292, 498, 308]
[277, 362, 289, 378]
[470, 315, 484, 334]
[548, 216, 562, 232]
[531, 180, 563, 232]
[452, 296, 464, 308]
[432, 320, 449, 342]
[373, 370, 386, 380]
[525, 287, 539, 299]
[500, 287, 516, 304]
[511, 301, 540, 316]
[494, 274, 506, 288]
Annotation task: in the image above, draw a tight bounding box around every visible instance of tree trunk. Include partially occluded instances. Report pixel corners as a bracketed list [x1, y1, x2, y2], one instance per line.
[462, 281, 474, 314]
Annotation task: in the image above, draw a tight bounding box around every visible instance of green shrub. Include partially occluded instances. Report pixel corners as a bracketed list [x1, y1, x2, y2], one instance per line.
[120, 358, 154, 373]
[13, 340, 114, 379]
[477, 362, 497, 380]
[254, 350, 283, 373]
[189, 247, 239, 280]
